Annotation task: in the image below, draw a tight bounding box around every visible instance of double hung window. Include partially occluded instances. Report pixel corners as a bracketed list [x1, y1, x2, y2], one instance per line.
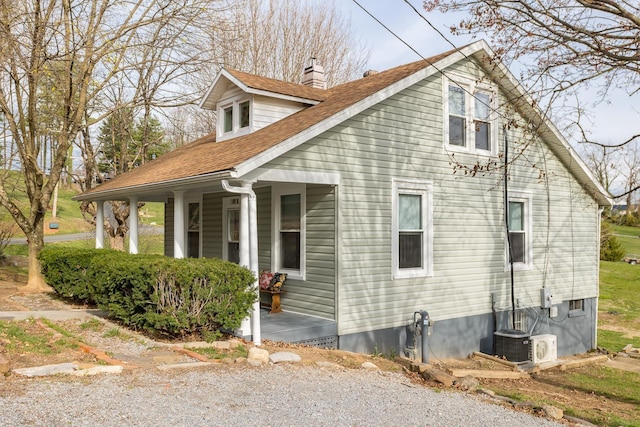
[445, 76, 496, 155]
[273, 185, 305, 279]
[392, 179, 433, 279]
[506, 192, 532, 270]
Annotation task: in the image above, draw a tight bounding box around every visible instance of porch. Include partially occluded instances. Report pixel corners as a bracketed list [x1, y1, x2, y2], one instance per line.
[257, 309, 337, 348]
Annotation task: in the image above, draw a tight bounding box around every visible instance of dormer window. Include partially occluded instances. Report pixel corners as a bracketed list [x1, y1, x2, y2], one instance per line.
[223, 106, 233, 132]
[218, 96, 252, 140]
[239, 101, 250, 128]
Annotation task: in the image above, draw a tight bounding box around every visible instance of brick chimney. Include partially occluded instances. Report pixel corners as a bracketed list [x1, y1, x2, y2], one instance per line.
[302, 57, 326, 89]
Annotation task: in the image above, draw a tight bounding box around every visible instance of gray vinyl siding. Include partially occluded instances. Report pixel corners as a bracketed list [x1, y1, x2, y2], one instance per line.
[164, 198, 174, 258]
[279, 184, 336, 319]
[263, 62, 600, 336]
[219, 86, 244, 103]
[256, 186, 272, 270]
[202, 193, 223, 259]
[253, 95, 306, 132]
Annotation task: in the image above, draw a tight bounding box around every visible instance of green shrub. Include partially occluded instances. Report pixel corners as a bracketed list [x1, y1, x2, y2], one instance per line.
[600, 221, 625, 261]
[616, 211, 640, 227]
[38, 247, 108, 302]
[39, 248, 256, 337]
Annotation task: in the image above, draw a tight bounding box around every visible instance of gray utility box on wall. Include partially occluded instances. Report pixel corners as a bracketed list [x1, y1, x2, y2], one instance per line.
[494, 329, 530, 362]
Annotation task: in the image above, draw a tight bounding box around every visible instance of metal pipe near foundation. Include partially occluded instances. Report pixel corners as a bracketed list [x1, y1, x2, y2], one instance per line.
[420, 310, 430, 364]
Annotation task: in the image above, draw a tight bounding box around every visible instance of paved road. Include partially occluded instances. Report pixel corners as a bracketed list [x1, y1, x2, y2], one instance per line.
[8, 232, 93, 245]
[8, 225, 162, 245]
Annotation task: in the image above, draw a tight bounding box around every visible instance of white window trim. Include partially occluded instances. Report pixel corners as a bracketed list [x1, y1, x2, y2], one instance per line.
[185, 196, 202, 258]
[272, 184, 306, 280]
[217, 95, 252, 141]
[443, 74, 497, 156]
[568, 299, 586, 318]
[222, 196, 241, 262]
[392, 179, 433, 279]
[505, 191, 533, 271]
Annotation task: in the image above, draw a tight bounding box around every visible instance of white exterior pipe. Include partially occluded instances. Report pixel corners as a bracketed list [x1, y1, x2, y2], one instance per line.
[173, 190, 185, 259]
[129, 196, 139, 254]
[221, 180, 261, 346]
[95, 200, 104, 249]
[594, 206, 604, 349]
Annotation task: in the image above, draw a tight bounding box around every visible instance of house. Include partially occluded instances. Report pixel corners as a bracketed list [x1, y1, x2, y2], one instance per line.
[76, 41, 611, 360]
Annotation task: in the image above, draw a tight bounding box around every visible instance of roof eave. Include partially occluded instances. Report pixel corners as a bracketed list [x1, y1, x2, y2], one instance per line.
[474, 48, 612, 207]
[74, 170, 236, 202]
[199, 69, 321, 110]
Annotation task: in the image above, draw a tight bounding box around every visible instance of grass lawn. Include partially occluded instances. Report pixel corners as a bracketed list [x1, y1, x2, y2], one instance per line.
[2, 180, 165, 238]
[613, 224, 640, 257]
[599, 261, 640, 323]
[597, 225, 640, 352]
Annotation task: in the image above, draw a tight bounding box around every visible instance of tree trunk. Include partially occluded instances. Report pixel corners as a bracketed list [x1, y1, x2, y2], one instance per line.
[109, 234, 125, 251]
[24, 221, 53, 293]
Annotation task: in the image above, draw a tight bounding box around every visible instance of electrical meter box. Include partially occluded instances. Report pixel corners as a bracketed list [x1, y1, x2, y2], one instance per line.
[540, 288, 554, 308]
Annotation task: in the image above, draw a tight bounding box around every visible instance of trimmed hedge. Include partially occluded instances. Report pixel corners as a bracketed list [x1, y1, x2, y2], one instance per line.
[38, 248, 256, 337]
[38, 247, 104, 303]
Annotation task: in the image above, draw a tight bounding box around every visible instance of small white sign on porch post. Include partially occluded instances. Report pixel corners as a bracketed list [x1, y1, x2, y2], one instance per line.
[95, 200, 104, 249]
[173, 190, 185, 259]
[129, 196, 139, 254]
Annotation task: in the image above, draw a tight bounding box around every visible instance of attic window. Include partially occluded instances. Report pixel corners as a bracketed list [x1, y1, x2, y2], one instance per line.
[218, 96, 252, 140]
[444, 75, 496, 155]
[239, 101, 250, 128]
[223, 107, 233, 133]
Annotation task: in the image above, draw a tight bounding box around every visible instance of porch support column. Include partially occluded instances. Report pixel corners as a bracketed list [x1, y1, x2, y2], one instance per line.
[95, 200, 104, 249]
[238, 191, 252, 338]
[129, 196, 139, 254]
[221, 180, 260, 346]
[247, 183, 260, 346]
[173, 190, 185, 259]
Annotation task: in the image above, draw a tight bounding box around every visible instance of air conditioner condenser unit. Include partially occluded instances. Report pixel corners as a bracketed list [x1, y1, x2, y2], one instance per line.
[529, 334, 557, 364]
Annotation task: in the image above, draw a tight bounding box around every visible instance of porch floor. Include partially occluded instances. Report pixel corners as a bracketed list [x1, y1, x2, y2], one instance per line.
[258, 309, 337, 348]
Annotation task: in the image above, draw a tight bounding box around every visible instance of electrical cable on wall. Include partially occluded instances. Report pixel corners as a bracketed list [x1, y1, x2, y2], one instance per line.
[503, 127, 517, 330]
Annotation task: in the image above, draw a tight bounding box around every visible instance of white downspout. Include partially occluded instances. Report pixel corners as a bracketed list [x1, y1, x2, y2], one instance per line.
[95, 200, 105, 249]
[221, 180, 261, 346]
[594, 206, 604, 350]
[129, 196, 139, 254]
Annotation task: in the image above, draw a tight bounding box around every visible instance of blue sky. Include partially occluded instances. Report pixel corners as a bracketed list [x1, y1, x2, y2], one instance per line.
[337, 0, 639, 147]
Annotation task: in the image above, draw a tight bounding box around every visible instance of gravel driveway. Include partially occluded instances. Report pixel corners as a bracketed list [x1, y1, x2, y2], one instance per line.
[0, 365, 564, 426]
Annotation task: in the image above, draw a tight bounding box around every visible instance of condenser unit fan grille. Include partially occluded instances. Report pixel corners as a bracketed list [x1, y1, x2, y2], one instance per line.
[529, 334, 557, 364]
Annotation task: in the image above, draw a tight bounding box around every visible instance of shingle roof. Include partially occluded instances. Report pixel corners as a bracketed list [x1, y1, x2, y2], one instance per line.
[226, 69, 329, 102]
[80, 50, 454, 198]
